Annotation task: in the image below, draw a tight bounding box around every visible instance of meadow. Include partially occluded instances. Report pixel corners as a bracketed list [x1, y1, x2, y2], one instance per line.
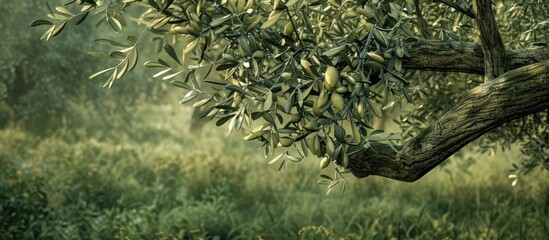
[1, 97, 548, 240]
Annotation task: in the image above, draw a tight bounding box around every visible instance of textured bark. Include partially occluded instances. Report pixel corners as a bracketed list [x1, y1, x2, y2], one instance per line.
[474, 0, 506, 81]
[402, 39, 549, 74]
[349, 62, 549, 182]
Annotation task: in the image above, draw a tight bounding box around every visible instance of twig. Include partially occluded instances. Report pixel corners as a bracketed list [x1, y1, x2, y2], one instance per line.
[285, 7, 304, 49]
[414, 0, 432, 38]
[437, 0, 476, 19]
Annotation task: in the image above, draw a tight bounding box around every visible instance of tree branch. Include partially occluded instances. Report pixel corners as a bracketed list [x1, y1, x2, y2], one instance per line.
[473, 0, 506, 82]
[349, 61, 549, 182]
[436, 0, 476, 19]
[402, 39, 549, 74]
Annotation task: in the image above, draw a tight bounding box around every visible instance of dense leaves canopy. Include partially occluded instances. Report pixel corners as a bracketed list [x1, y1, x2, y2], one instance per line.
[32, 0, 548, 184]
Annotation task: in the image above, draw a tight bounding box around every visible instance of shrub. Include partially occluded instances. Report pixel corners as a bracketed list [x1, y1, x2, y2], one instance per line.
[0, 160, 49, 239]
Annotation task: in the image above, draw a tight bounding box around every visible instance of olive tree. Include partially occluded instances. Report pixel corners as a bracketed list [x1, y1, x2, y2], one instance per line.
[33, 0, 548, 186]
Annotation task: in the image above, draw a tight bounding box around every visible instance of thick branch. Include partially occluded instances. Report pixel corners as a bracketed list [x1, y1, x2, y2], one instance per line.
[402, 39, 549, 74]
[437, 0, 476, 19]
[349, 62, 549, 182]
[474, 0, 506, 81]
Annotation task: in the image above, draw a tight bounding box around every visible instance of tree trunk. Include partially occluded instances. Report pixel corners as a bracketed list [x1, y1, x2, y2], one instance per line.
[349, 61, 549, 182]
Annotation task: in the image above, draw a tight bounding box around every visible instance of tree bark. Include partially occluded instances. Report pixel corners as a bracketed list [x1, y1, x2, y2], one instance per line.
[473, 0, 506, 81]
[349, 61, 549, 182]
[402, 39, 549, 74]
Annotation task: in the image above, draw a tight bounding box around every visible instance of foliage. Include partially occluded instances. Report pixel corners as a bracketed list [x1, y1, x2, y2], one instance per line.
[30, 0, 549, 178]
[0, 159, 49, 239]
[31, 0, 418, 176]
[0, 104, 548, 239]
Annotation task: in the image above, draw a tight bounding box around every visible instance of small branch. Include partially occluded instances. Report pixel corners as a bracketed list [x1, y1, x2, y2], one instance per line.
[473, 0, 506, 82]
[413, 0, 432, 38]
[285, 8, 304, 49]
[436, 0, 476, 19]
[349, 61, 549, 182]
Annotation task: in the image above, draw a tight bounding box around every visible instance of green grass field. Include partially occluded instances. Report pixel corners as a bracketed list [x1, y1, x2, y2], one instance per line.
[1, 100, 548, 240]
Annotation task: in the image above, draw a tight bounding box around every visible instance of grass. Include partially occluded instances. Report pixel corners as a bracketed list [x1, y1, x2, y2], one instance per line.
[1, 100, 548, 239]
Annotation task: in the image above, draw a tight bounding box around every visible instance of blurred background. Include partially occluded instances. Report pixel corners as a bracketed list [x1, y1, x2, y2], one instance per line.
[1, 2, 548, 240]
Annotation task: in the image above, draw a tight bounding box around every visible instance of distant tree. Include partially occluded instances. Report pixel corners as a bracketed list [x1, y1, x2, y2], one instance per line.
[33, 0, 548, 185]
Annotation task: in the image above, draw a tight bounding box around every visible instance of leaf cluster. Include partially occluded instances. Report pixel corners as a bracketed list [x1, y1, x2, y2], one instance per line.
[31, 0, 549, 180]
[32, 0, 419, 176]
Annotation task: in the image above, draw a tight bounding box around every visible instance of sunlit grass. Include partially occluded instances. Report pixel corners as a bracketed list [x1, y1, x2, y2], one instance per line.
[1, 100, 548, 239]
